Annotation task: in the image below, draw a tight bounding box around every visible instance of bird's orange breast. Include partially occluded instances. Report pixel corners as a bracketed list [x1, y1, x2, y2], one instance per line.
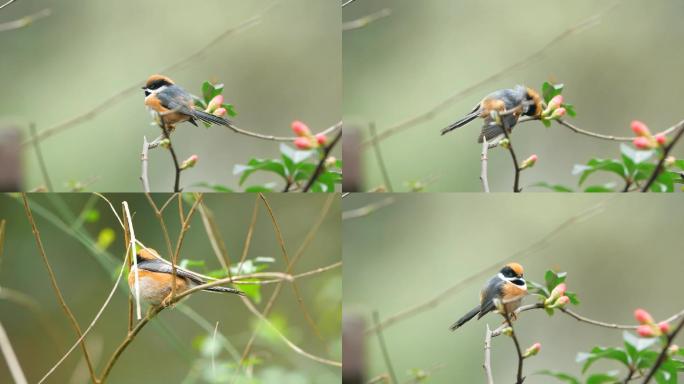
[128, 268, 188, 306]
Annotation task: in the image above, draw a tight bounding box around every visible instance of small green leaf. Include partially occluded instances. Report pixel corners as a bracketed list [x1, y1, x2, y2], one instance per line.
[236, 278, 261, 303]
[542, 82, 564, 102]
[280, 143, 315, 164]
[83, 209, 100, 223]
[233, 159, 287, 185]
[96, 228, 115, 250]
[577, 346, 629, 373]
[563, 103, 577, 117]
[221, 103, 237, 117]
[530, 182, 574, 192]
[573, 159, 627, 186]
[586, 371, 620, 384]
[179, 259, 205, 269]
[621, 143, 655, 165]
[584, 184, 616, 192]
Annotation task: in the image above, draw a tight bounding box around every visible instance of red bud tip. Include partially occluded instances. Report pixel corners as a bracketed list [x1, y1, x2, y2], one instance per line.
[634, 308, 654, 325]
[294, 137, 312, 150]
[549, 95, 564, 108]
[658, 322, 670, 334]
[213, 107, 227, 117]
[207, 95, 224, 112]
[315, 133, 328, 145]
[523, 342, 542, 357]
[631, 120, 650, 137]
[520, 154, 538, 170]
[291, 120, 311, 136]
[637, 325, 657, 338]
[180, 154, 199, 170]
[655, 134, 667, 145]
[555, 295, 570, 306]
[633, 137, 652, 150]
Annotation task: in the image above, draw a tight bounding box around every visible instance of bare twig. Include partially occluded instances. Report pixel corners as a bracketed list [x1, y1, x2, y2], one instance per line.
[483, 325, 494, 384]
[0, 0, 17, 11]
[342, 0, 358, 7]
[140, 136, 150, 192]
[342, 197, 395, 220]
[303, 128, 343, 192]
[159, 124, 182, 192]
[494, 110, 522, 192]
[21, 194, 97, 383]
[642, 316, 684, 383]
[367, 201, 606, 333]
[0, 321, 27, 384]
[373, 311, 398, 384]
[641, 120, 684, 192]
[502, 311, 525, 384]
[0, 8, 50, 32]
[360, 1, 620, 147]
[29, 123, 53, 191]
[369, 123, 393, 192]
[122, 201, 142, 320]
[480, 137, 490, 193]
[198, 201, 233, 274]
[343, 8, 391, 31]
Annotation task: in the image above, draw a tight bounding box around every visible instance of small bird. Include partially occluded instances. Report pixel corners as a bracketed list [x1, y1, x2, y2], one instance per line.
[128, 248, 243, 307]
[449, 262, 528, 331]
[441, 86, 543, 145]
[142, 74, 233, 132]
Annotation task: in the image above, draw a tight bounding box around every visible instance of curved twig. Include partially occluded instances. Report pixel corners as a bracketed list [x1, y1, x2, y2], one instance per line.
[641, 120, 684, 192]
[303, 128, 343, 192]
[642, 316, 684, 383]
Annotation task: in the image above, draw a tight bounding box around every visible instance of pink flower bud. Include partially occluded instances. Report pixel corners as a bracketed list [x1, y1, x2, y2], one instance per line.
[545, 283, 567, 306]
[658, 322, 670, 334]
[523, 342, 541, 358]
[206, 95, 224, 112]
[520, 154, 538, 170]
[213, 107, 227, 117]
[548, 95, 564, 110]
[631, 120, 650, 137]
[294, 137, 312, 150]
[633, 137, 652, 150]
[315, 133, 328, 145]
[655, 134, 667, 146]
[291, 120, 310, 136]
[634, 308, 654, 325]
[180, 154, 199, 170]
[550, 107, 566, 119]
[555, 295, 570, 307]
[637, 325, 657, 338]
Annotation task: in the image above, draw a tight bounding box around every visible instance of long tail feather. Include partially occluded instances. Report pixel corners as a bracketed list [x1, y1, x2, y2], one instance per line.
[441, 111, 479, 135]
[449, 305, 480, 331]
[193, 109, 233, 127]
[204, 285, 244, 296]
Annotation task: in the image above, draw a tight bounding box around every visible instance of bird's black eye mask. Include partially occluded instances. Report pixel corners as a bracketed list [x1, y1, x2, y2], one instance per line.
[511, 278, 525, 286]
[147, 79, 172, 90]
[501, 266, 518, 278]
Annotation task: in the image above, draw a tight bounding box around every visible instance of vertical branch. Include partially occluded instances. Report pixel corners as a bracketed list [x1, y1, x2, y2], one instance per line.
[369, 122, 393, 192]
[170, 194, 204, 300]
[122, 207, 134, 333]
[502, 311, 525, 384]
[157, 118, 181, 192]
[480, 137, 490, 193]
[483, 325, 494, 384]
[642, 316, 684, 383]
[29, 123, 53, 192]
[21, 194, 97, 383]
[140, 136, 151, 193]
[495, 111, 522, 192]
[372, 311, 398, 384]
[198, 201, 233, 276]
[122, 201, 142, 320]
[303, 129, 342, 192]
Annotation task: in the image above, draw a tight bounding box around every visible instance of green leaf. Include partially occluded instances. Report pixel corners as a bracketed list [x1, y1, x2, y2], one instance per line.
[542, 82, 564, 102]
[573, 159, 627, 186]
[545, 270, 567, 290]
[623, 331, 657, 353]
[201, 81, 224, 103]
[233, 159, 287, 185]
[244, 185, 275, 192]
[673, 159, 684, 171]
[586, 371, 620, 384]
[565, 292, 580, 305]
[179, 259, 205, 269]
[577, 347, 629, 373]
[621, 143, 655, 165]
[96, 228, 116, 250]
[83, 209, 100, 223]
[563, 103, 577, 117]
[542, 119, 552, 128]
[236, 278, 261, 304]
[530, 182, 574, 192]
[221, 103, 237, 117]
[536, 370, 580, 384]
[280, 143, 315, 164]
[584, 184, 616, 192]
[191, 182, 234, 192]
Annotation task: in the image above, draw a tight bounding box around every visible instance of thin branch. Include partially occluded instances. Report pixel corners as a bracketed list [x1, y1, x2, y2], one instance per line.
[502, 311, 525, 384]
[29, 123, 53, 191]
[359, 1, 620, 148]
[0, 321, 27, 384]
[140, 136, 150, 192]
[495, 110, 522, 192]
[21, 3, 276, 146]
[641, 120, 684, 192]
[159, 124, 182, 192]
[21, 194, 97, 383]
[170, 194, 204, 300]
[483, 325, 494, 384]
[342, 197, 395, 220]
[0, 8, 50, 32]
[0, 0, 17, 11]
[122, 201, 142, 320]
[343, 8, 391, 31]
[143, 193, 174, 258]
[303, 128, 343, 192]
[642, 316, 684, 383]
[373, 311, 398, 384]
[198, 201, 233, 274]
[38, 245, 130, 384]
[480, 137, 490, 193]
[367, 201, 607, 333]
[369, 122, 393, 192]
[342, 0, 358, 7]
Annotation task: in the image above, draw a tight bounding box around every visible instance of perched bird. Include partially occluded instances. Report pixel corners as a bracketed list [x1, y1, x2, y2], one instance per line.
[142, 74, 232, 132]
[441, 86, 543, 145]
[128, 248, 243, 307]
[449, 262, 528, 331]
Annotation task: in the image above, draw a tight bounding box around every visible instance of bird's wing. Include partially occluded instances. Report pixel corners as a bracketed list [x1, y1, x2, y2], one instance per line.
[137, 258, 206, 285]
[477, 277, 504, 318]
[155, 86, 196, 116]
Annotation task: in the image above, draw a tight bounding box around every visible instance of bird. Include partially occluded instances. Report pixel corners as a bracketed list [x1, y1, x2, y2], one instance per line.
[440, 86, 543, 146]
[449, 262, 528, 331]
[128, 247, 243, 307]
[142, 74, 233, 132]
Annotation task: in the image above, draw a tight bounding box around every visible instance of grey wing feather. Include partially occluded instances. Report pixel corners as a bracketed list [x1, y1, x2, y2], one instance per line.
[477, 277, 503, 319]
[156, 86, 196, 116]
[137, 258, 206, 285]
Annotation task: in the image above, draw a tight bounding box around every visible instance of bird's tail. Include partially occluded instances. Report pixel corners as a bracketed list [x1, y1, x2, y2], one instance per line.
[449, 305, 480, 331]
[204, 285, 245, 296]
[193, 109, 234, 127]
[441, 111, 480, 135]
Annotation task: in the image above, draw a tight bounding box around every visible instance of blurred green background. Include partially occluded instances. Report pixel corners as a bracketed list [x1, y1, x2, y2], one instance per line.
[0, 0, 340, 192]
[343, 194, 684, 382]
[0, 193, 341, 383]
[343, 0, 684, 191]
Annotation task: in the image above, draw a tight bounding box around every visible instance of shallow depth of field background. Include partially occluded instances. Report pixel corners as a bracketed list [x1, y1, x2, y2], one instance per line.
[343, 194, 684, 383]
[0, 193, 341, 383]
[343, 0, 684, 191]
[0, 0, 340, 191]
